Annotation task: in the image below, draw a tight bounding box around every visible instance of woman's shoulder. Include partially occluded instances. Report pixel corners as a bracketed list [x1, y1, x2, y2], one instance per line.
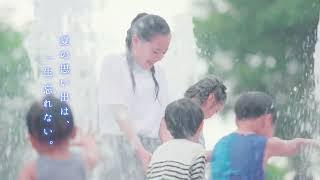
[99, 53, 129, 83]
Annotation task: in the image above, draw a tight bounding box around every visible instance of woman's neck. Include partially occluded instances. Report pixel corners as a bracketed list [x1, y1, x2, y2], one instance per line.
[127, 52, 146, 72]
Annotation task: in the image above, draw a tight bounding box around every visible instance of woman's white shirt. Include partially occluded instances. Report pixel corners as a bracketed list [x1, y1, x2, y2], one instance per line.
[98, 54, 169, 138]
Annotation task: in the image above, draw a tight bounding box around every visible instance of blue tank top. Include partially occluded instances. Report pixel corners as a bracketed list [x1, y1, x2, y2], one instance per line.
[36, 152, 86, 180]
[210, 132, 267, 180]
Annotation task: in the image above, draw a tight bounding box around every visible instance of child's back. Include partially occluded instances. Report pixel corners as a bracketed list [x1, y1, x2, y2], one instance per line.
[147, 139, 205, 180]
[210, 91, 320, 180]
[147, 98, 206, 180]
[20, 96, 98, 180]
[37, 152, 86, 180]
[211, 132, 267, 179]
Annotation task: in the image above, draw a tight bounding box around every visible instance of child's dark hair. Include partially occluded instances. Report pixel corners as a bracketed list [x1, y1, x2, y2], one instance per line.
[125, 13, 171, 99]
[184, 75, 227, 105]
[235, 91, 276, 121]
[165, 98, 204, 139]
[26, 96, 74, 145]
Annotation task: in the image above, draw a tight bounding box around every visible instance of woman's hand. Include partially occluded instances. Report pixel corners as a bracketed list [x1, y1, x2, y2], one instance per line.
[71, 128, 99, 170]
[135, 145, 152, 174]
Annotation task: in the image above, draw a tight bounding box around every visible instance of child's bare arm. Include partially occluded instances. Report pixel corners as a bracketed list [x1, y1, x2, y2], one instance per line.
[19, 161, 36, 180]
[205, 150, 212, 163]
[265, 137, 319, 158]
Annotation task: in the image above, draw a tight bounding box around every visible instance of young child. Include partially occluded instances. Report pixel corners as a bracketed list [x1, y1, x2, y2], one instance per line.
[211, 91, 319, 179]
[147, 98, 206, 180]
[184, 75, 227, 161]
[19, 96, 98, 180]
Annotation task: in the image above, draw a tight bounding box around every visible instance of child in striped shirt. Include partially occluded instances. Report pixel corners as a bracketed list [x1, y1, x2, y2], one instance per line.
[147, 98, 206, 180]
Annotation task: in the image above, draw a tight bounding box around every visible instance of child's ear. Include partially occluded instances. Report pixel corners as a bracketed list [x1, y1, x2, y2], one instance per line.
[193, 121, 204, 142]
[29, 135, 39, 149]
[265, 114, 273, 127]
[196, 121, 204, 135]
[263, 114, 274, 137]
[159, 118, 172, 142]
[202, 93, 214, 109]
[132, 35, 140, 47]
[206, 93, 215, 104]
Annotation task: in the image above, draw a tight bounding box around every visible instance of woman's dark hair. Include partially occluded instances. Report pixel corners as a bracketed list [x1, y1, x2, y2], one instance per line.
[184, 75, 227, 105]
[26, 96, 74, 145]
[165, 98, 204, 139]
[125, 13, 170, 99]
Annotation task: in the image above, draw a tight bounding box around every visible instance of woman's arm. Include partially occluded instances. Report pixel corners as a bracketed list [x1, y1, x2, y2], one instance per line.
[72, 129, 99, 170]
[157, 67, 172, 144]
[159, 118, 172, 143]
[99, 56, 152, 172]
[111, 104, 151, 173]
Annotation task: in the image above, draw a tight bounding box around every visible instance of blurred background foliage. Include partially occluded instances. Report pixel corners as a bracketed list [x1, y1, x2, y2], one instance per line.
[0, 23, 33, 179]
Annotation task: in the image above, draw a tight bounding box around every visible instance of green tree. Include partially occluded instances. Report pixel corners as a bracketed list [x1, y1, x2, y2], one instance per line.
[0, 23, 33, 179]
[193, 0, 320, 177]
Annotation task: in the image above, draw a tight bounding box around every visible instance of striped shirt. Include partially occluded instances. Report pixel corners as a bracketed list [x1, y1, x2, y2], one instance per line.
[147, 139, 206, 180]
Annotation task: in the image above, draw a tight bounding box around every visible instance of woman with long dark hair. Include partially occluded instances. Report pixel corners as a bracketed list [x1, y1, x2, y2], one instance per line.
[98, 13, 171, 179]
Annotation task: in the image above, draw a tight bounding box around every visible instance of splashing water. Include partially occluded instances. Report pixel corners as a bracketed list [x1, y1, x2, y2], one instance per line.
[314, 14, 320, 102]
[24, 0, 98, 131]
[9, 1, 320, 179]
[305, 13, 320, 179]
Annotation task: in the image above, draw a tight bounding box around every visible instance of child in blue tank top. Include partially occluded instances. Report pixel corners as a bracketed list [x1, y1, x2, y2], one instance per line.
[211, 91, 320, 180]
[19, 96, 99, 180]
